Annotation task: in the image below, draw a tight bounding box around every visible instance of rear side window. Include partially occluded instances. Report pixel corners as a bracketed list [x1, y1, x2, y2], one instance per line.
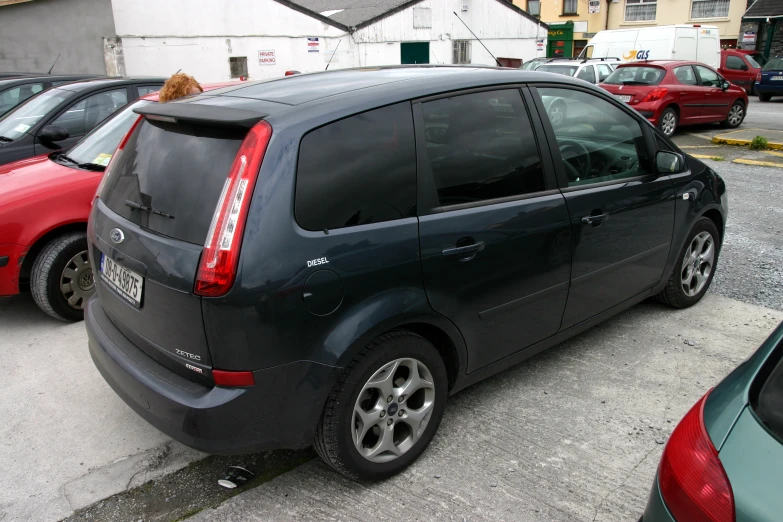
[421, 89, 545, 207]
[295, 102, 417, 231]
[101, 119, 245, 245]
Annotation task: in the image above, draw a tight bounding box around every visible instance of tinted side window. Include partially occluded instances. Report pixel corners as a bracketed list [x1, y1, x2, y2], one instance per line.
[577, 65, 597, 83]
[137, 85, 161, 97]
[0, 83, 43, 116]
[726, 55, 745, 70]
[674, 66, 697, 85]
[295, 102, 416, 231]
[52, 88, 128, 136]
[597, 64, 614, 82]
[421, 89, 545, 207]
[695, 65, 721, 87]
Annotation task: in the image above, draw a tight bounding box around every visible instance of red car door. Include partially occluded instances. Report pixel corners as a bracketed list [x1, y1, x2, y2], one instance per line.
[719, 53, 755, 92]
[671, 65, 704, 124]
[695, 65, 731, 122]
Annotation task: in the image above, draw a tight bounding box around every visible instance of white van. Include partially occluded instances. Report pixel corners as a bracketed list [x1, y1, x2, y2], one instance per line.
[580, 25, 721, 68]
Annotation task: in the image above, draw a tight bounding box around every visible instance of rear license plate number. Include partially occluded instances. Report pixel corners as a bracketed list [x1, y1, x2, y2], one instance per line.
[772, 76, 783, 80]
[100, 254, 144, 307]
[614, 95, 632, 103]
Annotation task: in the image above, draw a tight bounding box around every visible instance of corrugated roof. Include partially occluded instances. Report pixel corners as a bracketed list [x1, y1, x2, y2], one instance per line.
[744, 0, 783, 19]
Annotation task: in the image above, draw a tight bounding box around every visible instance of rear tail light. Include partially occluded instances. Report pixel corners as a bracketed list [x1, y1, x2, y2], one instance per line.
[194, 120, 272, 297]
[658, 390, 735, 522]
[94, 115, 143, 201]
[212, 369, 255, 387]
[642, 87, 669, 103]
[285, 70, 301, 76]
[757, 73, 762, 82]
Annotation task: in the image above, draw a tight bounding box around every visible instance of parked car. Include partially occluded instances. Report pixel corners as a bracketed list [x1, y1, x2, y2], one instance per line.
[641, 321, 783, 522]
[600, 60, 748, 137]
[0, 75, 102, 117]
[535, 58, 619, 84]
[520, 57, 548, 70]
[0, 77, 165, 166]
[754, 56, 783, 101]
[86, 66, 727, 481]
[718, 49, 763, 94]
[0, 82, 236, 321]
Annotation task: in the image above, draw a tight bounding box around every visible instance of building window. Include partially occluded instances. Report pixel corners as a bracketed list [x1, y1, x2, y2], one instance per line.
[229, 56, 248, 79]
[691, 0, 730, 19]
[527, 0, 540, 16]
[625, 0, 657, 21]
[563, 0, 578, 15]
[453, 40, 471, 64]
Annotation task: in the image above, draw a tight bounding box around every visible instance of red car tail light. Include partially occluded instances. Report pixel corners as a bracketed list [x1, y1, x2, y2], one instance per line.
[642, 87, 669, 103]
[93, 115, 143, 201]
[757, 73, 762, 82]
[212, 369, 255, 387]
[658, 390, 735, 522]
[194, 120, 272, 297]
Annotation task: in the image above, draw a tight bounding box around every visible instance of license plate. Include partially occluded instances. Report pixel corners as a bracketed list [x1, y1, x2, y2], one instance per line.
[614, 95, 632, 102]
[773, 76, 783, 80]
[100, 254, 144, 307]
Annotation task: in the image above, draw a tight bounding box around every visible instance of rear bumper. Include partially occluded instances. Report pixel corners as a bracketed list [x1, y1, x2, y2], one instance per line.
[641, 474, 676, 522]
[754, 84, 783, 95]
[86, 297, 341, 454]
[0, 244, 25, 296]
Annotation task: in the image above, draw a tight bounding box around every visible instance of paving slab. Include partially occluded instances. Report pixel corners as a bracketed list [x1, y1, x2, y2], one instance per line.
[188, 294, 783, 522]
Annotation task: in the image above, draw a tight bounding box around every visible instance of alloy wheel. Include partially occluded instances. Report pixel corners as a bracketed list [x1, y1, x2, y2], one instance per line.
[661, 111, 676, 136]
[60, 250, 94, 310]
[728, 104, 744, 126]
[352, 358, 435, 463]
[680, 231, 715, 297]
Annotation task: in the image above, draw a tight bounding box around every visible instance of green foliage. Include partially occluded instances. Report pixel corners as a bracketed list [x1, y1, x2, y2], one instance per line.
[750, 136, 769, 150]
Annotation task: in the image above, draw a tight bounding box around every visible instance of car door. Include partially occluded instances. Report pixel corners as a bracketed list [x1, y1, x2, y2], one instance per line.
[672, 65, 704, 124]
[694, 65, 731, 122]
[720, 54, 751, 91]
[531, 85, 675, 328]
[415, 88, 571, 373]
[34, 86, 129, 154]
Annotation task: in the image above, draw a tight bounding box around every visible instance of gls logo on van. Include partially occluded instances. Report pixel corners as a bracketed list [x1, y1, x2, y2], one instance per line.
[623, 49, 651, 60]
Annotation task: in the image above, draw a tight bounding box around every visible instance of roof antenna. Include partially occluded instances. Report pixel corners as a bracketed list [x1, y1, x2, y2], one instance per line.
[432, 50, 441, 64]
[452, 12, 502, 67]
[47, 54, 61, 74]
[325, 40, 342, 70]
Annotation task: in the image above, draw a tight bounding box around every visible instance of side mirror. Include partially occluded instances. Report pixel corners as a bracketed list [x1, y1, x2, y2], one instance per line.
[656, 150, 685, 174]
[722, 80, 730, 90]
[38, 125, 69, 143]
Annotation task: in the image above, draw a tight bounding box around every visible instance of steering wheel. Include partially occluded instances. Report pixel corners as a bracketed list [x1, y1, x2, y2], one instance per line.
[558, 139, 591, 182]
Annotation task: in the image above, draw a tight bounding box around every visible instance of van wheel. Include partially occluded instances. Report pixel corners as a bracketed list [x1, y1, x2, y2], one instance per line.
[658, 107, 678, 137]
[721, 101, 745, 128]
[759, 93, 772, 102]
[30, 232, 93, 322]
[314, 331, 448, 480]
[656, 218, 720, 309]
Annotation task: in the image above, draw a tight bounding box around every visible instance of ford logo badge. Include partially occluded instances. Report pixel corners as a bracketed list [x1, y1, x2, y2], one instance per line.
[110, 228, 125, 244]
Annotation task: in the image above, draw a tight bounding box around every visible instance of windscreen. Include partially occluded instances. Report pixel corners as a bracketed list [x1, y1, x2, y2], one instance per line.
[763, 58, 783, 71]
[100, 118, 245, 245]
[603, 66, 665, 86]
[746, 54, 762, 69]
[536, 65, 579, 77]
[0, 87, 75, 141]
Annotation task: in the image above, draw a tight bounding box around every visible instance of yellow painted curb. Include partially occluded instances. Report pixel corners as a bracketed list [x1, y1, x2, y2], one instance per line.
[732, 158, 783, 168]
[690, 154, 724, 160]
[679, 145, 721, 149]
[712, 136, 783, 149]
[762, 150, 783, 158]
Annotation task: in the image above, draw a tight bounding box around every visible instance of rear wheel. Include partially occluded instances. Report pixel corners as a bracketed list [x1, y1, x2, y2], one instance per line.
[656, 218, 720, 309]
[721, 101, 745, 128]
[759, 93, 772, 102]
[658, 107, 678, 137]
[314, 331, 448, 480]
[30, 232, 93, 322]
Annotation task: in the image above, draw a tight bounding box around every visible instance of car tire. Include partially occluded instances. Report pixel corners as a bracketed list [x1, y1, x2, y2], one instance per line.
[30, 232, 94, 322]
[658, 107, 678, 137]
[721, 101, 745, 128]
[759, 93, 772, 102]
[656, 217, 720, 309]
[314, 331, 448, 481]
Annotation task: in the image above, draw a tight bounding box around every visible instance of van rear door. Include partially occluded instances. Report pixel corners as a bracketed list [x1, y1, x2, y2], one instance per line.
[696, 28, 721, 68]
[675, 27, 697, 61]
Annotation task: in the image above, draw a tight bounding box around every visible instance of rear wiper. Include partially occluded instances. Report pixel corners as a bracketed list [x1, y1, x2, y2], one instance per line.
[124, 199, 174, 219]
[622, 81, 649, 85]
[0, 136, 14, 142]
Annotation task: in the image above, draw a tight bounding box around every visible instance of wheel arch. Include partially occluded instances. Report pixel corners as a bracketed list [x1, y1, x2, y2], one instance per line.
[19, 221, 87, 291]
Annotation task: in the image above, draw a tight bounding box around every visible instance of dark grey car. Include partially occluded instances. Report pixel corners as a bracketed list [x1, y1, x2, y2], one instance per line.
[87, 66, 728, 480]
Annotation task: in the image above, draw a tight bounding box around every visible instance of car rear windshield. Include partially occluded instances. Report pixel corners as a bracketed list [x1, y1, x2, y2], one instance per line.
[100, 118, 245, 245]
[536, 65, 579, 77]
[753, 339, 783, 442]
[763, 58, 783, 71]
[603, 66, 665, 86]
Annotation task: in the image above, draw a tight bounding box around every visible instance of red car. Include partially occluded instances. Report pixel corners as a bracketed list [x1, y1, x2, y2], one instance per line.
[719, 49, 765, 94]
[0, 82, 237, 321]
[599, 60, 748, 137]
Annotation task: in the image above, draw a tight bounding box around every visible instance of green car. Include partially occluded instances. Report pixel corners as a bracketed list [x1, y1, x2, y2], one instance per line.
[642, 321, 783, 522]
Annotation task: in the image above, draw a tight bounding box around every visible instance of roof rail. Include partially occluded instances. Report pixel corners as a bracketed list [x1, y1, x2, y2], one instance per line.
[580, 57, 622, 63]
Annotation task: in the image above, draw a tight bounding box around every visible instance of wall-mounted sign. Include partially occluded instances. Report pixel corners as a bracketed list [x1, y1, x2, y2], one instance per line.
[258, 49, 276, 65]
[588, 0, 600, 14]
[583, 32, 596, 38]
[307, 37, 320, 52]
[742, 31, 757, 44]
[536, 38, 545, 51]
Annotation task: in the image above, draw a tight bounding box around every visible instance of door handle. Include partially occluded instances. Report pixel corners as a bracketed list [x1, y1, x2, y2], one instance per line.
[582, 213, 609, 226]
[442, 242, 485, 261]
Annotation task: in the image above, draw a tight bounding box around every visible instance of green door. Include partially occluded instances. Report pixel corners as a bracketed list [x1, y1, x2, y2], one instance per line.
[401, 42, 430, 64]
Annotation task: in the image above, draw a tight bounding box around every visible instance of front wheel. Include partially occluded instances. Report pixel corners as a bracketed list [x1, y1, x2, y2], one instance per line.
[658, 107, 678, 137]
[656, 217, 720, 309]
[314, 331, 448, 480]
[721, 101, 745, 128]
[759, 93, 772, 102]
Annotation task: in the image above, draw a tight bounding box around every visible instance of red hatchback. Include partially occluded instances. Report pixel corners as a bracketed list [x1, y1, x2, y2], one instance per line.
[0, 82, 237, 321]
[599, 60, 748, 137]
